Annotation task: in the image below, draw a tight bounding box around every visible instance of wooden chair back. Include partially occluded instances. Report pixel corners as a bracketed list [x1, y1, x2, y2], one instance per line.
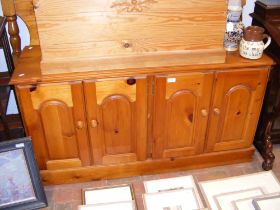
[1, 0, 39, 59]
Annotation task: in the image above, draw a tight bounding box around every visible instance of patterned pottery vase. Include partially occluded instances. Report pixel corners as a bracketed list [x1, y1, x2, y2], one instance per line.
[224, 21, 244, 51]
[239, 26, 271, 59]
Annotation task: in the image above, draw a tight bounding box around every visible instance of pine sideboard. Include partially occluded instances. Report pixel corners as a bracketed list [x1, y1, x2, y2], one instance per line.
[2, 0, 271, 185]
[11, 46, 274, 185]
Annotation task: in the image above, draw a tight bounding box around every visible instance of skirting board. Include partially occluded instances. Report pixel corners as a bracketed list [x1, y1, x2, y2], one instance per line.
[40, 146, 254, 185]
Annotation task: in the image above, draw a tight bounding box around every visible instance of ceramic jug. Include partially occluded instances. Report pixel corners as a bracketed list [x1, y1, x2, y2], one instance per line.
[239, 26, 271, 59]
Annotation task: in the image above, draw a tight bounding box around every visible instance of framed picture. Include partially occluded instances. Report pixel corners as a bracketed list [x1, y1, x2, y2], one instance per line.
[198, 171, 280, 210]
[144, 175, 205, 209]
[144, 175, 198, 193]
[143, 188, 201, 210]
[232, 197, 261, 210]
[78, 200, 137, 210]
[0, 137, 47, 210]
[213, 187, 264, 210]
[253, 194, 280, 210]
[82, 184, 135, 205]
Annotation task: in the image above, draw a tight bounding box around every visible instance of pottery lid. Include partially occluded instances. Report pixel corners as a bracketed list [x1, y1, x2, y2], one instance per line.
[243, 26, 265, 41]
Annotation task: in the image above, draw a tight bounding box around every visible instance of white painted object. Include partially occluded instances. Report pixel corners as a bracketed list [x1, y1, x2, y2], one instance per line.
[199, 171, 280, 210]
[84, 186, 133, 205]
[143, 188, 200, 210]
[239, 36, 271, 59]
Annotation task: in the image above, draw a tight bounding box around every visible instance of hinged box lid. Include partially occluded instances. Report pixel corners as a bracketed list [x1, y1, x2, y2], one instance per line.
[33, 0, 227, 74]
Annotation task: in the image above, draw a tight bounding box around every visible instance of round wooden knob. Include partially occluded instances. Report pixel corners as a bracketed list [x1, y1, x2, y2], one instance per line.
[213, 108, 221, 115]
[76, 121, 84, 129]
[127, 78, 136, 85]
[201, 109, 208, 117]
[91, 120, 98, 128]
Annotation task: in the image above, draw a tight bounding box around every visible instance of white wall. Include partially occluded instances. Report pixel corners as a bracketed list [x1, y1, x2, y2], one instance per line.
[243, 0, 257, 26]
[0, 0, 256, 114]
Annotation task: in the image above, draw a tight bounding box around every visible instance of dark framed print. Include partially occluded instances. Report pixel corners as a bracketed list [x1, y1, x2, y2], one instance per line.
[0, 137, 47, 210]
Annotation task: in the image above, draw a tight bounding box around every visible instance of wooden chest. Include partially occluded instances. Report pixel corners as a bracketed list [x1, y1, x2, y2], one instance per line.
[33, 0, 227, 74]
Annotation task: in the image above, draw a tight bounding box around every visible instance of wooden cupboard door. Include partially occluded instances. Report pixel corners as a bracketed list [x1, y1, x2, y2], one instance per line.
[206, 69, 268, 152]
[84, 77, 147, 165]
[153, 72, 214, 159]
[16, 83, 91, 170]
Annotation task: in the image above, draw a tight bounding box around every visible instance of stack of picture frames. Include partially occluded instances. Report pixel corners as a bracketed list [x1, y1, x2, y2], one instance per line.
[143, 175, 208, 210]
[78, 184, 137, 210]
[252, 193, 280, 210]
[77, 171, 280, 210]
[198, 171, 280, 210]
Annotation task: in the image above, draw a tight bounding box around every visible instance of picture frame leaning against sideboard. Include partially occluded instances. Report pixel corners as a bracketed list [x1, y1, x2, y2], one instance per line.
[0, 137, 47, 210]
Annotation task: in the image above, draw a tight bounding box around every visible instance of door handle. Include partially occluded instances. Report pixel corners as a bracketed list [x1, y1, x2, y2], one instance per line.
[213, 108, 221, 115]
[91, 120, 98, 128]
[201, 109, 208, 117]
[76, 121, 84, 129]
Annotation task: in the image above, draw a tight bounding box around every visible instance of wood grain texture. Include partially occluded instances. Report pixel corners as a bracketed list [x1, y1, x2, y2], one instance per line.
[40, 49, 226, 74]
[84, 77, 147, 165]
[101, 95, 134, 155]
[83, 81, 102, 164]
[1, 0, 16, 16]
[16, 86, 48, 169]
[205, 69, 269, 152]
[16, 83, 91, 169]
[39, 100, 78, 160]
[10, 45, 273, 184]
[33, 0, 227, 14]
[102, 153, 137, 165]
[14, 0, 39, 45]
[40, 147, 255, 185]
[10, 46, 274, 85]
[2, 0, 272, 186]
[32, 0, 227, 74]
[96, 79, 136, 104]
[71, 83, 92, 166]
[31, 84, 73, 109]
[147, 76, 154, 158]
[3, 0, 245, 59]
[6, 15, 21, 58]
[46, 158, 81, 170]
[11, 49, 273, 185]
[153, 72, 213, 159]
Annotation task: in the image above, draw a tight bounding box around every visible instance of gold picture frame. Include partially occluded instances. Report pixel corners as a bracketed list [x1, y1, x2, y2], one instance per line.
[78, 200, 137, 210]
[82, 184, 135, 206]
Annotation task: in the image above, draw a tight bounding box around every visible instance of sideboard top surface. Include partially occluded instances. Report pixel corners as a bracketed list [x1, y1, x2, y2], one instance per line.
[10, 45, 274, 85]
